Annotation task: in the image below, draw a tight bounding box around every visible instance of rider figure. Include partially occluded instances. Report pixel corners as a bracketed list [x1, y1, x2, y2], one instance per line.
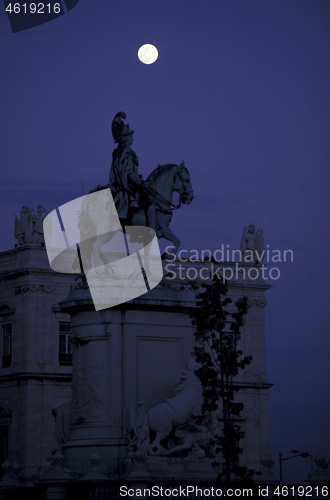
[109, 112, 157, 232]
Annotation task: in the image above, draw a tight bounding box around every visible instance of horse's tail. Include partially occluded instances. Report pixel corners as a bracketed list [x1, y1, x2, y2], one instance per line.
[77, 197, 91, 239]
[78, 184, 110, 237]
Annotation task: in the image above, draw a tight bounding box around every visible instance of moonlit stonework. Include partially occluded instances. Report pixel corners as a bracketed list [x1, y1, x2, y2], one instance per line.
[137, 44, 159, 65]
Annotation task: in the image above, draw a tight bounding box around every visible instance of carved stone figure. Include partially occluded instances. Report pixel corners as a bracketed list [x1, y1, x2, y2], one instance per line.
[14, 205, 47, 246]
[129, 367, 206, 457]
[32, 205, 47, 244]
[54, 400, 72, 446]
[240, 223, 264, 262]
[14, 206, 33, 246]
[163, 418, 213, 459]
[127, 401, 147, 453]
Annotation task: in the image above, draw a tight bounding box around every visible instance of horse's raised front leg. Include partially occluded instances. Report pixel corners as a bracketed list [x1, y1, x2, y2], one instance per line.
[91, 233, 112, 270]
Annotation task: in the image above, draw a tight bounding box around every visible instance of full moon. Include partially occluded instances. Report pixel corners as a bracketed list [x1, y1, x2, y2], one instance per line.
[137, 44, 159, 65]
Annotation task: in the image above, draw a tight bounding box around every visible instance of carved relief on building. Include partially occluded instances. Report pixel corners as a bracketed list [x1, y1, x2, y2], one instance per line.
[72, 345, 108, 423]
[248, 299, 268, 308]
[128, 365, 217, 461]
[13, 284, 55, 294]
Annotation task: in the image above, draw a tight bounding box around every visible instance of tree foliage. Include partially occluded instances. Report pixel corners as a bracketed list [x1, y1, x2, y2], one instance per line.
[190, 276, 252, 483]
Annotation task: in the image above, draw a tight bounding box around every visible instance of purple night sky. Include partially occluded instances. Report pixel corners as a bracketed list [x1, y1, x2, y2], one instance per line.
[1, 0, 329, 483]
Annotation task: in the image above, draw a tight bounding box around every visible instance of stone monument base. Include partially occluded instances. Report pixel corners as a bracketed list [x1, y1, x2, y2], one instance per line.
[126, 456, 217, 482]
[63, 438, 128, 477]
[148, 457, 217, 481]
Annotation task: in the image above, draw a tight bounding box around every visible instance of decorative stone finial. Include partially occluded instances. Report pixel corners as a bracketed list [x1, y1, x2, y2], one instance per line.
[89, 452, 101, 471]
[314, 453, 330, 472]
[2, 459, 13, 476]
[260, 455, 275, 470]
[81, 452, 109, 481]
[47, 450, 65, 470]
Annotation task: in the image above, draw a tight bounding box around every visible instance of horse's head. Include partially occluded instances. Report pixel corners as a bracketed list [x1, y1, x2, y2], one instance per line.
[175, 162, 194, 205]
[146, 162, 193, 211]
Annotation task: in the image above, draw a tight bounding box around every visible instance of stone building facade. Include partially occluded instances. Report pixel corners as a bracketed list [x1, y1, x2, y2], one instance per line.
[0, 245, 73, 478]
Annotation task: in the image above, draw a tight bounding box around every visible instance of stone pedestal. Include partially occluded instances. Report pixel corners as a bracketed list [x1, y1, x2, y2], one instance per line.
[146, 457, 217, 481]
[60, 289, 125, 475]
[59, 282, 196, 477]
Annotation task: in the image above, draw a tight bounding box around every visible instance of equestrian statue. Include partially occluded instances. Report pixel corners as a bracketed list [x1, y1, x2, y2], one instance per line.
[77, 112, 193, 271]
[109, 112, 193, 253]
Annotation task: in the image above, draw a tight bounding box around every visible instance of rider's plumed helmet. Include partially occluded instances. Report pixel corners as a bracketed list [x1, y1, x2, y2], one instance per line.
[112, 112, 134, 143]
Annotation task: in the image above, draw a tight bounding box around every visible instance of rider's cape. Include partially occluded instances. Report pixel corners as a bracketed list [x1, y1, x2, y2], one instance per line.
[109, 147, 140, 219]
